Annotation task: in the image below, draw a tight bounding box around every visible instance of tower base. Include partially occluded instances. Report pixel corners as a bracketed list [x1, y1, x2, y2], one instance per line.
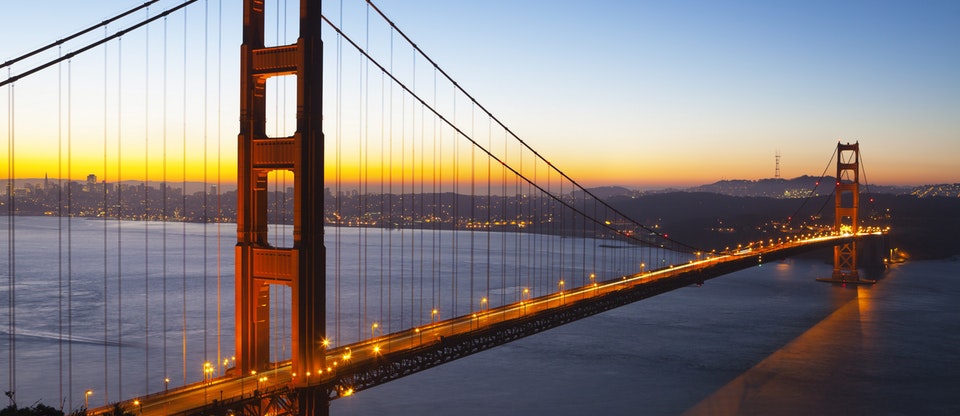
[815, 277, 876, 285]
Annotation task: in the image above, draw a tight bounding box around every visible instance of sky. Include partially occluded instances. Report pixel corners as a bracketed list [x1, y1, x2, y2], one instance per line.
[1, 0, 958, 188]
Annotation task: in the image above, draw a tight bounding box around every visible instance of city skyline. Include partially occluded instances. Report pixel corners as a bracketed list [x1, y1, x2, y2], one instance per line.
[2, 0, 958, 189]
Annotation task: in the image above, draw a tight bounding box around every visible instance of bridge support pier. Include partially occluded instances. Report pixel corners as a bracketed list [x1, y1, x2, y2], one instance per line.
[297, 388, 330, 416]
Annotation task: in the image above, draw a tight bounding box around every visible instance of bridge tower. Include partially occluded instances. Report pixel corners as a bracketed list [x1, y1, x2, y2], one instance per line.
[237, 0, 327, 411]
[818, 141, 874, 284]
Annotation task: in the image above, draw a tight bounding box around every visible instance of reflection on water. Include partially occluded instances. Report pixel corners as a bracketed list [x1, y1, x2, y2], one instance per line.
[333, 259, 960, 416]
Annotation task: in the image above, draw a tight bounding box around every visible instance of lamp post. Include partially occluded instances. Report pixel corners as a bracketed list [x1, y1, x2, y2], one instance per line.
[558, 280, 565, 304]
[431, 308, 439, 323]
[164, 377, 169, 393]
[84, 390, 92, 409]
[245, 370, 255, 397]
[522, 287, 530, 314]
[257, 376, 267, 393]
[203, 361, 213, 383]
[371, 322, 380, 339]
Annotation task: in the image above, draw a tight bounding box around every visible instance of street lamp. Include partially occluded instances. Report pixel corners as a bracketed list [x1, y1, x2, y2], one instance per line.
[558, 280, 565, 304]
[480, 297, 488, 312]
[371, 322, 380, 339]
[164, 378, 169, 392]
[133, 399, 142, 415]
[84, 390, 92, 409]
[522, 287, 530, 314]
[431, 308, 439, 323]
[223, 357, 234, 377]
[203, 361, 213, 383]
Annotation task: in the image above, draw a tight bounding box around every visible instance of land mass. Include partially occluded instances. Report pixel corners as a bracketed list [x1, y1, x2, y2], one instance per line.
[3, 176, 958, 259]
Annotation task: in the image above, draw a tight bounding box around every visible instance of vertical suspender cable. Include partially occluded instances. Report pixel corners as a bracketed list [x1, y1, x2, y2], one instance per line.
[455, 88, 461, 315]
[102, 25, 110, 405]
[514, 132, 521, 300]
[67, 58, 73, 409]
[5, 65, 16, 408]
[143, 4, 152, 393]
[57, 46, 64, 406]
[181, 6, 189, 384]
[202, 0, 209, 376]
[490, 119, 496, 308]
[363, 2, 371, 341]
[416, 54, 423, 327]
[161, 15, 168, 387]
[417, 56, 423, 327]
[409, 46, 416, 331]
[335, 0, 343, 346]
[431, 67, 437, 324]
[379, 62, 385, 338]
[387, 28, 394, 339]
[216, 0, 223, 377]
[469, 103, 475, 314]
[486, 113, 493, 309]
[116, 34, 124, 401]
[395, 28, 403, 333]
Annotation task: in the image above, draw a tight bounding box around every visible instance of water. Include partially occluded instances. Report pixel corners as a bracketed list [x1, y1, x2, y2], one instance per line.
[0, 216, 660, 409]
[331, 260, 960, 415]
[0, 216, 236, 409]
[2, 216, 959, 414]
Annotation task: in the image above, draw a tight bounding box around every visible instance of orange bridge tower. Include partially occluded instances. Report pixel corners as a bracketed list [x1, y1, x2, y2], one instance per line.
[818, 141, 875, 284]
[236, 0, 326, 404]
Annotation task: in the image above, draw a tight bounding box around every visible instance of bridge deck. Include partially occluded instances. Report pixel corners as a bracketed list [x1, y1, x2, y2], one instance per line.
[90, 233, 872, 416]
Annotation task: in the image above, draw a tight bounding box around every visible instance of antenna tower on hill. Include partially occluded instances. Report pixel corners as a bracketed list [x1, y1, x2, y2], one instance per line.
[774, 150, 781, 179]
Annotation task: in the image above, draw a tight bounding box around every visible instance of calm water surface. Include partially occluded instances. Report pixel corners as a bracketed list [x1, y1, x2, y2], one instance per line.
[333, 258, 960, 415]
[1, 217, 958, 414]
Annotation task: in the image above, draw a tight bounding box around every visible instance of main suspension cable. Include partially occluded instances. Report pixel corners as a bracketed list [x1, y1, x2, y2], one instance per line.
[321, 15, 692, 255]
[0, 0, 198, 89]
[362, 0, 697, 254]
[0, 1, 158, 70]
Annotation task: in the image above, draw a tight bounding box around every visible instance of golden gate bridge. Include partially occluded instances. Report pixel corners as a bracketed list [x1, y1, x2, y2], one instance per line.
[0, 1, 885, 414]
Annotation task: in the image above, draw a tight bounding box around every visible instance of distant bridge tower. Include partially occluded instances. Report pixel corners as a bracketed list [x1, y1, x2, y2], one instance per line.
[818, 141, 874, 284]
[236, 0, 326, 412]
